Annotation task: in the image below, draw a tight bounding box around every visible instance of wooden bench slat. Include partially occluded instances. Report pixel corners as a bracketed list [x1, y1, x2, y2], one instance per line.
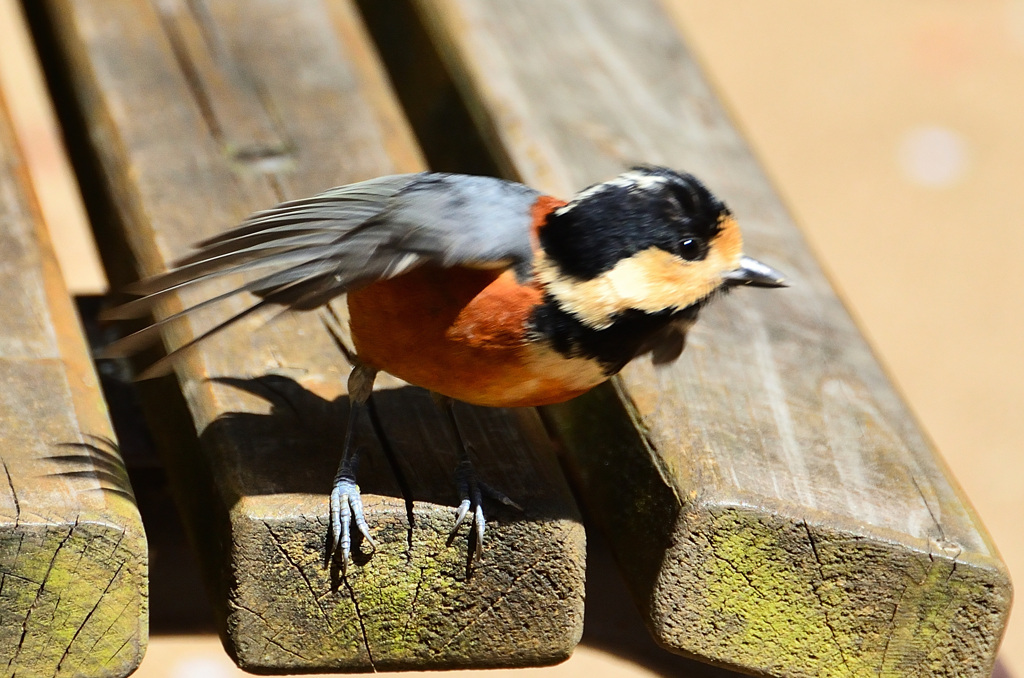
[41, 0, 584, 671]
[0, 9, 147, 672]
[410, 0, 1012, 675]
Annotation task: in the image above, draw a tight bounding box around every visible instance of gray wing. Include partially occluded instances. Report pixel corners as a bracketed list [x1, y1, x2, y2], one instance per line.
[103, 172, 542, 371]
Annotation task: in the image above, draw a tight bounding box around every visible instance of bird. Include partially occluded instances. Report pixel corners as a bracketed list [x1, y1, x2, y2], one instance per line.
[103, 166, 786, 569]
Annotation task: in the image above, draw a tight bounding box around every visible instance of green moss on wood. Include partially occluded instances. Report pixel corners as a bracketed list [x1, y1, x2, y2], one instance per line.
[659, 507, 1010, 678]
[698, 513, 854, 676]
[227, 504, 583, 672]
[0, 520, 147, 678]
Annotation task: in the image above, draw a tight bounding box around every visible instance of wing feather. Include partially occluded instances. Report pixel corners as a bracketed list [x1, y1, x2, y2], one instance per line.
[102, 172, 542, 364]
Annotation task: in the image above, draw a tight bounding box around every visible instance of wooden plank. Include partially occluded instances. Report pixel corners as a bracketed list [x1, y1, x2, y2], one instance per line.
[0, 0, 106, 295]
[409, 0, 1013, 675]
[0, 8, 147, 674]
[39, 0, 584, 671]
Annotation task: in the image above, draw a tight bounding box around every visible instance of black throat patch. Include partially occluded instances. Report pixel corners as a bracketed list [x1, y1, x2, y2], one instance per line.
[528, 296, 705, 375]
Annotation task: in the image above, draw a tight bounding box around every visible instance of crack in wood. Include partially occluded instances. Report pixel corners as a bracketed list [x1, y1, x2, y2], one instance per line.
[342, 573, 376, 671]
[153, 0, 222, 142]
[802, 521, 852, 674]
[911, 475, 947, 543]
[105, 629, 137, 667]
[402, 565, 426, 644]
[0, 570, 36, 586]
[2, 458, 20, 526]
[88, 596, 136, 658]
[879, 582, 909, 676]
[262, 520, 334, 630]
[232, 600, 313, 663]
[38, 590, 66, 653]
[434, 550, 549, 655]
[7, 522, 76, 671]
[707, 548, 765, 599]
[921, 563, 968, 663]
[183, 0, 225, 62]
[10, 532, 26, 574]
[55, 560, 126, 674]
[264, 634, 311, 662]
[151, 0, 291, 167]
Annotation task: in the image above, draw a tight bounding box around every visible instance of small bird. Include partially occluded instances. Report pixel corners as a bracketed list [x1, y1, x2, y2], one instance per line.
[105, 166, 785, 568]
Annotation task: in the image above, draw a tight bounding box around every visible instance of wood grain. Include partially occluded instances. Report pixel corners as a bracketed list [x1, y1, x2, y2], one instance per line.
[411, 0, 1012, 675]
[40, 0, 583, 671]
[0, 43, 147, 677]
[0, 0, 106, 295]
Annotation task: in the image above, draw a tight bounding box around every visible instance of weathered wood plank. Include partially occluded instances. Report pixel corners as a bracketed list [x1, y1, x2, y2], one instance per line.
[410, 0, 1013, 675]
[40, 0, 584, 671]
[0, 7, 147, 673]
[0, 0, 106, 295]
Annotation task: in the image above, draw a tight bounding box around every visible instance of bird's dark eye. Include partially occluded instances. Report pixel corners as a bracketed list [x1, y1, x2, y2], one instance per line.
[678, 237, 706, 261]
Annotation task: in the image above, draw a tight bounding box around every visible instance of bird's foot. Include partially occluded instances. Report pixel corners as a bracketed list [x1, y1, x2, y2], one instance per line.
[447, 453, 521, 560]
[329, 452, 376, 573]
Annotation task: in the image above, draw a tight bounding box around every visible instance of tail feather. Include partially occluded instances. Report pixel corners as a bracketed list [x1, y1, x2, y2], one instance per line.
[173, 225, 339, 267]
[191, 179, 410, 249]
[101, 249, 355, 360]
[133, 297, 278, 379]
[100, 279, 278, 358]
[136, 233, 343, 295]
[106, 243, 342, 321]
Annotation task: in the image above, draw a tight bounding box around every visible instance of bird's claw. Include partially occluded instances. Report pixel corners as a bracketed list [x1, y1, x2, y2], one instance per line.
[329, 455, 376, 572]
[448, 458, 484, 556]
[479, 480, 522, 512]
[447, 455, 521, 560]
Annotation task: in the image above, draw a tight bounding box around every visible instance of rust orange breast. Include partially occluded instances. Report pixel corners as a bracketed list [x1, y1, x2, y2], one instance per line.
[346, 265, 600, 407]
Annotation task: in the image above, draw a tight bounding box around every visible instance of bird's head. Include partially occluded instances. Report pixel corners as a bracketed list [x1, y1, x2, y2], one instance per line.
[536, 166, 785, 331]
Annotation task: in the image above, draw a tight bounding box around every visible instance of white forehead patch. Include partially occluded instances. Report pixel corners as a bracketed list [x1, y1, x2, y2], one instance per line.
[618, 170, 671, 190]
[554, 171, 669, 216]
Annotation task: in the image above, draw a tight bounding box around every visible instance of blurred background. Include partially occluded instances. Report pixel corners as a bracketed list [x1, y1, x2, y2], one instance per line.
[1, 0, 1020, 675]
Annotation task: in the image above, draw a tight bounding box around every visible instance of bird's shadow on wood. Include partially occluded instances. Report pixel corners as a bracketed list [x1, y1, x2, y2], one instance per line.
[202, 374, 577, 523]
[46, 434, 137, 503]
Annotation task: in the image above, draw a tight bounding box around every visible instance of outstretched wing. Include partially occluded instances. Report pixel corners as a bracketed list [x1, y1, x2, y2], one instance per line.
[103, 172, 542, 374]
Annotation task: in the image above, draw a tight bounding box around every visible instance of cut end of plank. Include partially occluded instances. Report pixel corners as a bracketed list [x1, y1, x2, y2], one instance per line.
[224, 496, 585, 671]
[0, 520, 148, 677]
[653, 502, 1012, 678]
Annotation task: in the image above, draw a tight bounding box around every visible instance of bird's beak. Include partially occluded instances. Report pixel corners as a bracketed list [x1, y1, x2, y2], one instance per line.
[722, 256, 787, 288]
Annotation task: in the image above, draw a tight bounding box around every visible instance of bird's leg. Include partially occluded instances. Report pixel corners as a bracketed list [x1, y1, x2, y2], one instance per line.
[433, 394, 521, 560]
[330, 362, 379, 570]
